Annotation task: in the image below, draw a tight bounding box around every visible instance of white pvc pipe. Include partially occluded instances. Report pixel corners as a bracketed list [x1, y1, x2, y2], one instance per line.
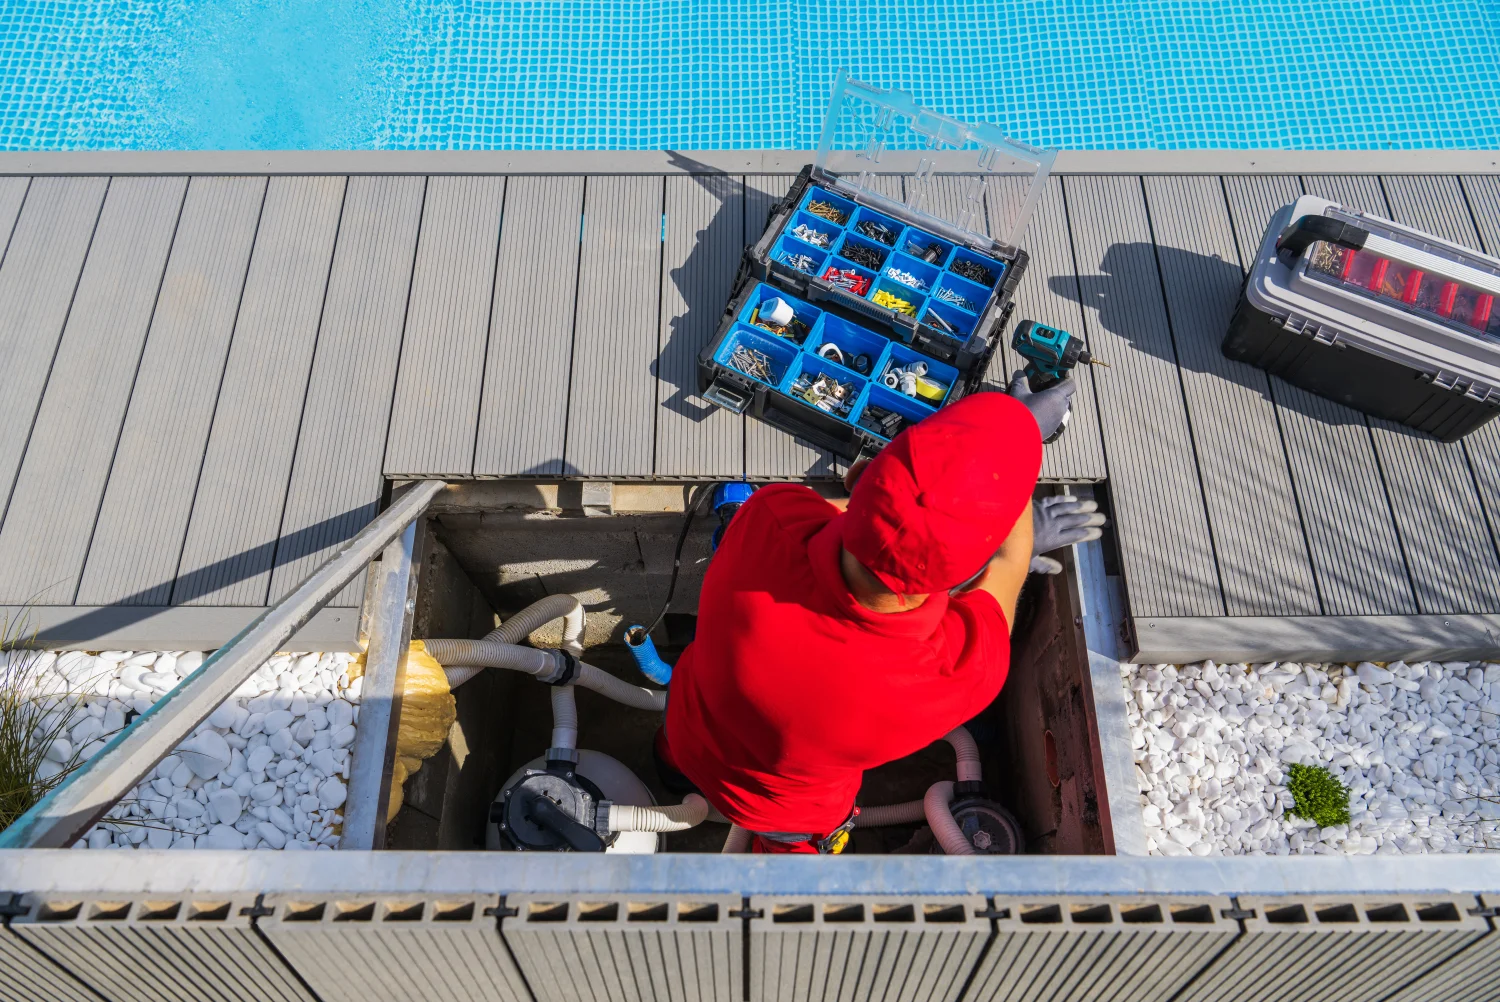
[608, 794, 710, 833]
[946, 726, 982, 783]
[427, 639, 554, 683]
[576, 663, 668, 712]
[487, 594, 584, 647]
[722, 824, 752, 853]
[924, 781, 976, 856]
[550, 686, 578, 752]
[440, 595, 586, 689]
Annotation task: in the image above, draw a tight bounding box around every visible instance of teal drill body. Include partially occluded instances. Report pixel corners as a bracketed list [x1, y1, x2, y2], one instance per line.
[1011, 320, 1096, 391]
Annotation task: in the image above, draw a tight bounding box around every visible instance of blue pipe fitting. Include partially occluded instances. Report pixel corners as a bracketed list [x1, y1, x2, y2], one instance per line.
[625, 625, 673, 685]
[712, 482, 756, 552]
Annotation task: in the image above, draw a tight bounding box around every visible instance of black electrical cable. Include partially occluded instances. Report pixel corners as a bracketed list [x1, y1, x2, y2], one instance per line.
[634, 484, 716, 643]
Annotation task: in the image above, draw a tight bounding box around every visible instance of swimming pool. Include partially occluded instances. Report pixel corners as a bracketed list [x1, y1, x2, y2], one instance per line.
[2, 1, 1498, 151]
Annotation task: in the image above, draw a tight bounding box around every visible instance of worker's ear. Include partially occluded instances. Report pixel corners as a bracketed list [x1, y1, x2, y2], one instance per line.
[842, 458, 870, 495]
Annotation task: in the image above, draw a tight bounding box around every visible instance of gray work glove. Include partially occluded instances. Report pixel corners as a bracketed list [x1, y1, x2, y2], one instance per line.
[1007, 370, 1076, 442]
[1030, 495, 1107, 574]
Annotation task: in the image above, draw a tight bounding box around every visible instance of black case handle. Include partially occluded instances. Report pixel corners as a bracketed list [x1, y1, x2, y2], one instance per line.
[1276, 215, 1368, 256]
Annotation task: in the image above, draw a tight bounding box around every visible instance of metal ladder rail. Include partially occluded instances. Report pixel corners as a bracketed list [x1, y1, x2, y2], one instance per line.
[0, 480, 445, 850]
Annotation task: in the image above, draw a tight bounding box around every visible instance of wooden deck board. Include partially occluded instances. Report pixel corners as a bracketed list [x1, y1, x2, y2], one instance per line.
[174, 176, 347, 607]
[76, 176, 267, 606]
[1060, 175, 1223, 618]
[267, 175, 426, 606]
[384, 175, 506, 478]
[654, 174, 745, 478]
[563, 175, 665, 478]
[471, 175, 585, 477]
[1141, 175, 1319, 616]
[0, 177, 109, 530]
[0, 177, 186, 605]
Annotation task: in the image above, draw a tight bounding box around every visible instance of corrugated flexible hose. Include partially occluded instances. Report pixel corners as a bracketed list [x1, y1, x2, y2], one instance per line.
[608, 794, 710, 832]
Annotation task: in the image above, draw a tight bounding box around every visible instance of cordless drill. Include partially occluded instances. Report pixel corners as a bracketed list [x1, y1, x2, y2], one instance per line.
[1011, 320, 1107, 442]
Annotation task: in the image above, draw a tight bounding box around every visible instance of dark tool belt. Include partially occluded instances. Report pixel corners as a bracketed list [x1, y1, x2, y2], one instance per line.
[756, 807, 860, 854]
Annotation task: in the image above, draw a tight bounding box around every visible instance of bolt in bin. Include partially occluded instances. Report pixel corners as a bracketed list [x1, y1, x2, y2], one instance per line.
[1225, 194, 1500, 441]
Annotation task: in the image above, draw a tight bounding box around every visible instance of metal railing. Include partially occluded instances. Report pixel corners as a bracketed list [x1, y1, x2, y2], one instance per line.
[0, 480, 445, 850]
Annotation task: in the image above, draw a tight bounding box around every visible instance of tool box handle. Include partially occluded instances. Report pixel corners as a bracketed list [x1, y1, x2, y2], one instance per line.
[703, 380, 753, 415]
[1276, 215, 1368, 257]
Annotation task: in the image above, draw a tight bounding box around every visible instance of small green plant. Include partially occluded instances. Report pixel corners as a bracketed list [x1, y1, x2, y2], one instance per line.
[0, 612, 88, 832]
[1286, 763, 1351, 828]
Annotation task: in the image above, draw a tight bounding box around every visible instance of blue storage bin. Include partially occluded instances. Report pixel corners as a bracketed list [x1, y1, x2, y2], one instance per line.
[834, 231, 890, 272]
[882, 251, 941, 294]
[853, 383, 935, 442]
[875, 342, 959, 408]
[921, 300, 978, 338]
[772, 236, 828, 275]
[900, 229, 955, 269]
[806, 314, 887, 377]
[715, 324, 800, 388]
[931, 271, 990, 314]
[870, 278, 925, 318]
[849, 206, 904, 247]
[799, 186, 857, 227]
[946, 246, 1005, 289]
[738, 282, 821, 345]
[785, 211, 841, 251]
[781, 352, 869, 422]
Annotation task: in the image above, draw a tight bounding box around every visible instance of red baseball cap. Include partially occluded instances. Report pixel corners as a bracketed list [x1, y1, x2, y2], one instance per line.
[842, 392, 1042, 594]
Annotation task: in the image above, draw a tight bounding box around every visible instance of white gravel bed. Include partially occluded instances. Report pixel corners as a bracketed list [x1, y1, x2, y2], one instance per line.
[32, 650, 362, 850]
[1125, 659, 1500, 857]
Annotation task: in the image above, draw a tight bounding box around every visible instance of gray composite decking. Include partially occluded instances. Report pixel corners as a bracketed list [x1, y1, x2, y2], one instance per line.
[0, 156, 1495, 660]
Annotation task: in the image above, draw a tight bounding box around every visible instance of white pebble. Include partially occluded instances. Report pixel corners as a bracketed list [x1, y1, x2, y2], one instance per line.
[256, 822, 287, 849]
[179, 730, 232, 779]
[318, 778, 347, 809]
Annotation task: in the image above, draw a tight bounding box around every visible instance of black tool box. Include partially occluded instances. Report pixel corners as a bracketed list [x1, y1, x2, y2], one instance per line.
[1228, 195, 1500, 442]
[697, 72, 1056, 461]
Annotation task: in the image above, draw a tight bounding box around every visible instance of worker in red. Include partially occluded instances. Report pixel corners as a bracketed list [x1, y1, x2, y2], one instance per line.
[658, 382, 1102, 853]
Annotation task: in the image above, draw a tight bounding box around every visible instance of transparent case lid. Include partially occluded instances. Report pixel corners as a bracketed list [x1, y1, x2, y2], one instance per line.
[813, 70, 1056, 252]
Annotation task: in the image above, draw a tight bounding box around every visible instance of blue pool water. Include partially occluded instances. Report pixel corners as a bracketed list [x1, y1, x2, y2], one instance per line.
[2, 1, 1498, 151]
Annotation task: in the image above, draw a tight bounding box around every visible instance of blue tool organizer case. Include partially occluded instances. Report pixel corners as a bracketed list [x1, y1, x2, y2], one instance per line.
[741, 169, 1027, 376]
[698, 281, 965, 460]
[698, 73, 1055, 460]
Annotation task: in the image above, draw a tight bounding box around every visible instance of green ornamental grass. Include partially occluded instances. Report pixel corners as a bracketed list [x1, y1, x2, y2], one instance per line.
[1286, 763, 1351, 828]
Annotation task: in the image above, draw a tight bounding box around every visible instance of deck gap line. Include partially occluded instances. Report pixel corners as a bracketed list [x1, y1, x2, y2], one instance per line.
[1137, 174, 1229, 616]
[0, 176, 32, 275]
[256, 175, 352, 608]
[163, 176, 269, 608]
[375, 175, 431, 482]
[1218, 173, 1327, 615]
[650, 174, 668, 477]
[70, 177, 190, 605]
[468, 176, 510, 478]
[1054, 176, 1114, 485]
[0, 177, 111, 538]
[556, 175, 590, 478]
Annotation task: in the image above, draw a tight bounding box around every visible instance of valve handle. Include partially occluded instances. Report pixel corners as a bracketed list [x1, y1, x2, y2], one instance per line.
[526, 795, 605, 852]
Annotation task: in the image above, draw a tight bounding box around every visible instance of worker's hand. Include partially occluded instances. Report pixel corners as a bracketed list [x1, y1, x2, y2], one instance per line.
[1029, 495, 1107, 574]
[1007, 371, 1076, 442]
